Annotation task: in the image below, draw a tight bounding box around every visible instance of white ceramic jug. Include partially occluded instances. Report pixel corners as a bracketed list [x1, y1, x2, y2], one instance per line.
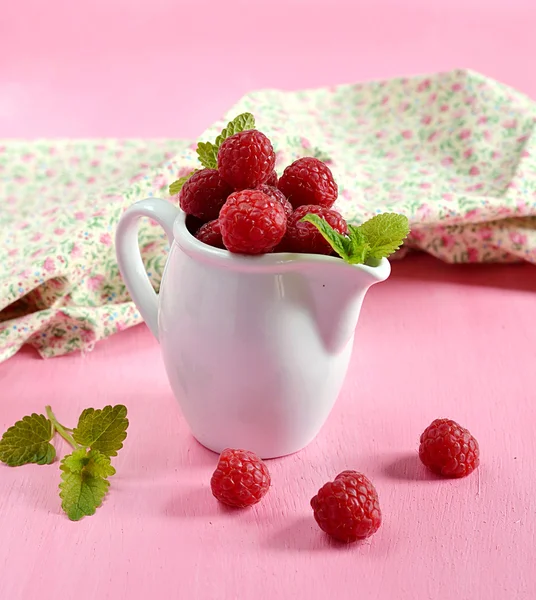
[115, 197, 390, 458]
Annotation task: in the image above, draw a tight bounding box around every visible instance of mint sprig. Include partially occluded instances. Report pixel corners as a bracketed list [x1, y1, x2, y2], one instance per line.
[196, 141, 219, 170]
[301, 214, 355, 261]
[346, 226, 371, 265]
[301, 212, 409, 265]
[0, 405, 129, 521]
[196, 112, 256, 169]
[358, 213, 410, 260]
[214, 113, 255, 148]
[168, 112, 256, 195]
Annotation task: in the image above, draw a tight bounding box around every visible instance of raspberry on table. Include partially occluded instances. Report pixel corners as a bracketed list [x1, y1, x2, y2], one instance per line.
[256, 184, 293, 218]
[278, 157, 338, 209]
[419, 418, 480, 478]
[195, 220, 224, 249]
[219, 189, 287, 255]
[279, 205, 347, 255]
[210, 448, 271, 508]
[265, 170, 278, 187]
[179, 168, 233, 221]
[311, 470, 382, 543]
[218, 130, 276, 190]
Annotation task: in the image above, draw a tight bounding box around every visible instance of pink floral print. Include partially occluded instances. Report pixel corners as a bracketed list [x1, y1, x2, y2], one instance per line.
[0, 138, 190, 362]
[1, 69, 536, 363]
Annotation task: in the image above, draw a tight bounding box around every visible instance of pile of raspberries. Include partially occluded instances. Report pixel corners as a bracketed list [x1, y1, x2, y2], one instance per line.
[177, 129, 347, 255]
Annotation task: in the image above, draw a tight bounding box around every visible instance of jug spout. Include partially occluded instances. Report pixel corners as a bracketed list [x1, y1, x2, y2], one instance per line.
[303, 257, 391, 354]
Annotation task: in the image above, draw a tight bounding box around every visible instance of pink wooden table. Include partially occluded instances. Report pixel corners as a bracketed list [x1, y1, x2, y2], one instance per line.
[2, 1, 536, 599]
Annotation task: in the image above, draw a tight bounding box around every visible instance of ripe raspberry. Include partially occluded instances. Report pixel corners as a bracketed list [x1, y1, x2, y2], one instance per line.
[278, 157, 338, 209]
[218, 130, 276, 190]
[419, 419, 480, 478]
[256, 184, 293, 218]
[281, 205, 348, 255]
[219, 189, 287, 255]
[266, 170, 278, 187]
[179, 168, 232, 221]
[195, 220, 224, 249]
[311, 471, 382, 543]
[210, 448, 271, 508]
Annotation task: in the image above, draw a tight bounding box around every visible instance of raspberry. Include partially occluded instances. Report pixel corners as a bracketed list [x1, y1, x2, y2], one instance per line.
[218, 130, 275, 190]
[195, 220, 224, 249]
[210, 448, 271, 508]
[266, 170, 278, 187]
[179, 168, 232, 221]
[311, 471, 382, 543]
[219, 189, 287, 255]
[256, 184, 293, 218]
[419, 419, 480, 478]
[278, 157, 338, 209]
[281, 205, 348, 255]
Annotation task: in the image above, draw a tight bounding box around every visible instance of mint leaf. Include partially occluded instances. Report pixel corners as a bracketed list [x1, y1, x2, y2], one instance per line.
[347, 226, 371, 264]
[169, 170, 197, 196]
[61, 448, 116, 478]
[2, 405, 129, 522]
[0, 413, 55, 466]
[214, 113, 255, 148]
[300, 213, 352, 260]
[300, 212, 407, 265]
[358, 213, 410, 259]
[59, 449, 113, 521]
[73, 405, 128, 457]
[196, 141, 218, 169]
[195, 113, 255, 170]
[59, 470, 109, 521]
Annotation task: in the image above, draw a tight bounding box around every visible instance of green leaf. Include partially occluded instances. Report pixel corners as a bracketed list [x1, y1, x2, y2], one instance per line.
[347, 226, 371, 264]
[59, 472, 109, 521]
[358, 213, 410, 259]
[300, 213, 353, 260]
[61, 448, 116, 478]
[59, 449, 113, 521]
[0, 413, 56, 466]
[72, 405, 128, 457]
[195, 113, 255, 169]
[214, 112, 255, 148]
[196, 141, 218, 169]
[169, 170, 197, 196]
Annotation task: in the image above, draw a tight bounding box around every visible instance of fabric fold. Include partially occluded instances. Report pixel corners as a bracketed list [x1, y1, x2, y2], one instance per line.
[1, 69, 535, 361]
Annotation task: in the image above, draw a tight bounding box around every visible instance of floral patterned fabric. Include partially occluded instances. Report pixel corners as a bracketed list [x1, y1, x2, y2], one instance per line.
[1, 69, 536, 362]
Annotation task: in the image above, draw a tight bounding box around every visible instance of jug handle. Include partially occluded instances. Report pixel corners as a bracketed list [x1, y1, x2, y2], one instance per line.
[115, 197, 179, 341]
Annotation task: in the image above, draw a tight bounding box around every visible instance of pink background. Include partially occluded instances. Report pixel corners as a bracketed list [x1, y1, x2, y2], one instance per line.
[3, 0, 536, 139]
[1, 1, 536, 599]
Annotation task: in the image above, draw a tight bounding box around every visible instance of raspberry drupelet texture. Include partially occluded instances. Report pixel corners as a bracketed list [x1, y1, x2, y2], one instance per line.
[256, 184, 293, 218]
[280, 205, 348, 255]
[419, 418, 480, 478]
[219, 189, 287, 255]
[311, 470, 382, 543]
[210, 448, 271, 508]
[218, 130, 276, 190]
[265, 170, 279, 187]
[278, 157, 338, 209]
[195, 220, 224, 249]
[178, 168, 232, 221]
